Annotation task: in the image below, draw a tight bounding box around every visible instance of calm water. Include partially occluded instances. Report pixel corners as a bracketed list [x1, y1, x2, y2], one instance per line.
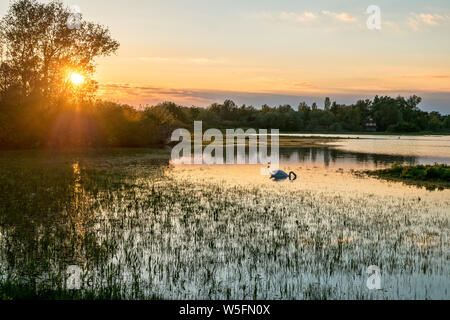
[282, 134, 450, 164]
[0, 137, 449, 299]
[278, 147, 420, 169]
[206, 134, 450, 169]
[278, 134, 450, 168]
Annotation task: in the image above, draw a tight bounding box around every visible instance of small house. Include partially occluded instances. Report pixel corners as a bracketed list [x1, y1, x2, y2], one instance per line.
[364, 116, 377, 132]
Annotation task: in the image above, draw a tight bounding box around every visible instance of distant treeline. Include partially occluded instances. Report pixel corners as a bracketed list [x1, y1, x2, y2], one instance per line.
[162, 95, 450, 133]
[1, 94, 450, 149]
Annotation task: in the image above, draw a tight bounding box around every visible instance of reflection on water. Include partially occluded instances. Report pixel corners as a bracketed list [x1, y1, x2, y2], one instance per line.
[280, 134, 450, 168]
[182, 135, 450, 169]
[279, 147, 423, 169]
[178, 146, 424, 170]
[279, 134, 450, 160]
[187, 146, 444, 170]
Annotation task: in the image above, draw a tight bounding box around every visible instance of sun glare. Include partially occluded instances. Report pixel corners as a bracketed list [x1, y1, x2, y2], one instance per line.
[70, 73, 85, 86]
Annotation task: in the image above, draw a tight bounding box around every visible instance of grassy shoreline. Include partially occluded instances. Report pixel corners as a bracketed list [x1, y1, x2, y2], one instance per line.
[364, 164, 450, 190]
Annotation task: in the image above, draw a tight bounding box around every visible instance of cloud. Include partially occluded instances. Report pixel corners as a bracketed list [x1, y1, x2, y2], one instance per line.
[408, 13, 450, 31]
[98, 83, 214, 106]
[321, 10, 356, 22]
[400, 74, 450, 80]
[98, 82, 319, 108]
[260, 11, 318, 23]
[258, 10, 450, 33]
[258, 10, 357, 26]
[381, 20, 402, 33]
[418, 13, 444, 25]
[133, 56, 229, 65]
[96, 82, 450, 114]
[292, 81, 316, 89]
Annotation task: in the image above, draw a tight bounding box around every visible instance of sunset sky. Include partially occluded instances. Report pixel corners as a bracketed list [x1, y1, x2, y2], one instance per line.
[1, 0, 450, 113]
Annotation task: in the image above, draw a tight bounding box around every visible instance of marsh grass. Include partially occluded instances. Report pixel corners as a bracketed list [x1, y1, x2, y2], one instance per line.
[365, 164, 450, 190]
[0, 149, 448, 300]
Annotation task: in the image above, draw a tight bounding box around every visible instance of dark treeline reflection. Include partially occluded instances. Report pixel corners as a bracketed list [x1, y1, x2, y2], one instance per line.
[278, 147, 418, 168]
[194, 145, 420, 168]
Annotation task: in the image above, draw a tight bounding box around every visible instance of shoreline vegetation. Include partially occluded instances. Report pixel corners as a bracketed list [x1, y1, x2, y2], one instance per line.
[1, 98, 449, 150]
[364, 164, 450, 190]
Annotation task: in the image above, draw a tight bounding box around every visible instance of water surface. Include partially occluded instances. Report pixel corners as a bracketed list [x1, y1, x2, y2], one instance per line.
[0, 138, 448, 300]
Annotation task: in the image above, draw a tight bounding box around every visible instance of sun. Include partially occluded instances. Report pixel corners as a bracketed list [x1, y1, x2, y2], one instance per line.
[70, 73, 85, 86]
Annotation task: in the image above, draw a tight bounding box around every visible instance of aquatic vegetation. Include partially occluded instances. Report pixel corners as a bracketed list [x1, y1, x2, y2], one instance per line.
[365, 164, 450, 190]
[0, 149, 448, 300]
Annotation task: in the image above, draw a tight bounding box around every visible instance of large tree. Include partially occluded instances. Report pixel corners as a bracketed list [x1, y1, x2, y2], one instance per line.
[0, 0, 119, 102]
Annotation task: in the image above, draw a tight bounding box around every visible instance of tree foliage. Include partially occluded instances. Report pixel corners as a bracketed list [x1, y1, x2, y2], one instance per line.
[0, 0, 119, 102]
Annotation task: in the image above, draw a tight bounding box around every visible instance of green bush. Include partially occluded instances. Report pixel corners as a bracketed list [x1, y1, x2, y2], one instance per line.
[368, 164, 450, 183]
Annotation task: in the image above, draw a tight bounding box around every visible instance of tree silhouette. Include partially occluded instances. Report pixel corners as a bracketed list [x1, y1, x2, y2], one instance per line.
[0, 0, 119, 102]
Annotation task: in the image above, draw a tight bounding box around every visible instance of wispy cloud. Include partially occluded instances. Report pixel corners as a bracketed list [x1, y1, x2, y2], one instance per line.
[260, 11, 318, 23]
[97, 81, 450, 114]
[408, 13, 450, 31]
[258, 9, 450, 33]
[98, 83, 214, 106]
[321, 10, 356, 22]
[417, 13, 445, 25]
[133, 56, 230, 65]
[258, 10, 357, 26]
[400, 74, 450, 79]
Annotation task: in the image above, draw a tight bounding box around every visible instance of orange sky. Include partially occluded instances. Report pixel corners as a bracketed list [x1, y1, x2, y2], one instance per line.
[2, 0, 449, 112]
